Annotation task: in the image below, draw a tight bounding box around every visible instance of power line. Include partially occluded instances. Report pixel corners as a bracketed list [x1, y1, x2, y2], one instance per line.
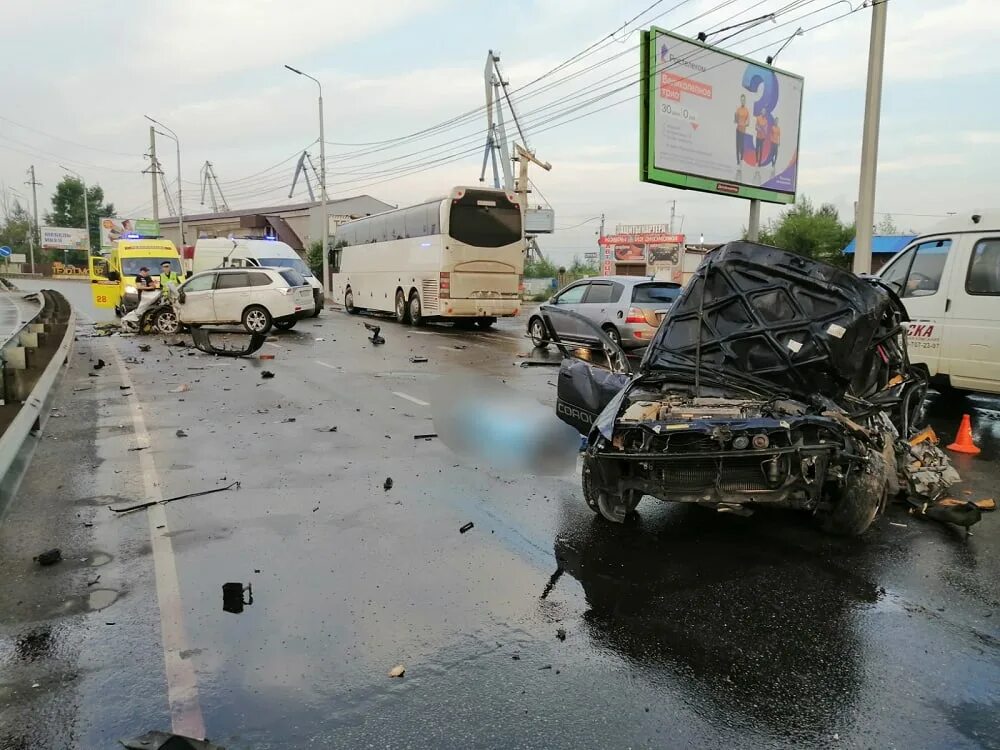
[0, 115, 139, 158]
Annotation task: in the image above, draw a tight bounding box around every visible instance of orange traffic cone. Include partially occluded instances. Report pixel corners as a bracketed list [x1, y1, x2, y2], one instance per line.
[947, 414, 981, 455]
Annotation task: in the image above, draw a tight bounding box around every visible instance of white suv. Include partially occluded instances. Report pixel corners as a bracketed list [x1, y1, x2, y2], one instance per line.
[169, 267, 315, 333]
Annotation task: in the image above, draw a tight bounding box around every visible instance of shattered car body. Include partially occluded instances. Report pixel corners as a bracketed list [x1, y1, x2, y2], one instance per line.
[547, 241, 955, 535]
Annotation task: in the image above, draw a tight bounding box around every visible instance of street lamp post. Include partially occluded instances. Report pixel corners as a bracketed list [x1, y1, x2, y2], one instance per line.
[285, 64, 329, 292]
[144, 115, 184, 249]
[59, 165, 91, 258]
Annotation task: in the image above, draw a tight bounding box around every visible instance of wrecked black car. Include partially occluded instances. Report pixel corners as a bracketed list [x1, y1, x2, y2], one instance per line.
[545, 241, 951, 535]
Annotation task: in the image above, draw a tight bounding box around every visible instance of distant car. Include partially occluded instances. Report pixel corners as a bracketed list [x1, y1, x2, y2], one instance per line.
[154, 267, 315, 335]
[527, 276, 682, 349]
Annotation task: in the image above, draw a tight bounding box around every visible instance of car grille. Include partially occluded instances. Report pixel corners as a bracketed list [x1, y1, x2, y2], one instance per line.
[654, 456, 771, 492]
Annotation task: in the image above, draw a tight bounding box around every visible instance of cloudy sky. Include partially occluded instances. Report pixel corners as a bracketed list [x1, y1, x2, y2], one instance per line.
[1, 0, 996, 263]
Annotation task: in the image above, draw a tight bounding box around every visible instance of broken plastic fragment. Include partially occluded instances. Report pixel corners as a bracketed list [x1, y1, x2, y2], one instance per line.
[826, 323, 846, 339]
[388, 664, 405, 678]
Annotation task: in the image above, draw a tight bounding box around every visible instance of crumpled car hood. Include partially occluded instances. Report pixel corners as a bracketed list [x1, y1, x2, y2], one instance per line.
[642, 242, 905, 401]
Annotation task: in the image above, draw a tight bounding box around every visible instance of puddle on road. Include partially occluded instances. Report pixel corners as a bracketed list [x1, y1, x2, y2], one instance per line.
[74, 494, 131, 508]
[40, 589, 121, 619]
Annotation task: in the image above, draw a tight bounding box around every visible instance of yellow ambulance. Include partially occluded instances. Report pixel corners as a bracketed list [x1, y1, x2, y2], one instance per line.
[89, 238, 184, 315]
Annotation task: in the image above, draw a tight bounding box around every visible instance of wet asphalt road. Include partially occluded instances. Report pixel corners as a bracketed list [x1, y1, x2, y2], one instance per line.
[1, 280, 998, 749]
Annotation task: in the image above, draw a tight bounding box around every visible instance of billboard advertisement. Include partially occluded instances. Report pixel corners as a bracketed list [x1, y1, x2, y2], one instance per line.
[41, 226, 89, 250]
[599, 232, 685, 277]
[100, 218, 160, 250]
[640, 28, 803, 204]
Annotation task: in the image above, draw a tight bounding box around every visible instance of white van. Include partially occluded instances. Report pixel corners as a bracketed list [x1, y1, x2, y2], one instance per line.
[193, 237, 323, 317]
[876, 211, 1000, 394]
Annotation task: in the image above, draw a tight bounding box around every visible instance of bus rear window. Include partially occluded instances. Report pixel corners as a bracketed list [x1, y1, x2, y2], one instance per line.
[449, 190, 521, 248]
[632, 283, 681, 304]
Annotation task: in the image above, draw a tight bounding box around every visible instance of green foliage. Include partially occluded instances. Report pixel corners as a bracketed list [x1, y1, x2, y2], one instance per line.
[875, 214, 899, 234]
[524, 257, 558, 278]
[45, 176, 114, 251]
[0, 197, 35, 260]
[568, 255, 599, 277]
[747, 196, 854, 268]
[307, 240, 324, 277]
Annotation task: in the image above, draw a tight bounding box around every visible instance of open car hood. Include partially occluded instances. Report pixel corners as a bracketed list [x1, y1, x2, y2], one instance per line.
[643, 242, 908, 401]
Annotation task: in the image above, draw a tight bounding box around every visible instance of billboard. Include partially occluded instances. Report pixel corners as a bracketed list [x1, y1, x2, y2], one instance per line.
[640, 27, 803, 204]
[100, 217, 160, 250]
[41, 226, 89, 250]
[599, 231, 685, 278]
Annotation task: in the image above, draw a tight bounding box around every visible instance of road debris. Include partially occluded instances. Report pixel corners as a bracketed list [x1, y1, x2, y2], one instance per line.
[222, 581, 253, 614]
[911, 499, 982, 538]
[314, 426, 338, 433]
[127, 446, 148, 452]
[409, 356, 428, 363]
[93, 359, 106, 370]
[459, 522, 474, 534]
[169, 383, 190, 393]
[383, 477, 393, 491]
[138, 344, 151, 352]
[33, 548, 62, 566]
[109, 480, 241, 515]
[540, 567, 564, 600]
[119, 385, 130, 390]
[388, 664, 406, 678]
[119, 731, 225, 750]
[176, 429, 188, 438]
[538, 664, 553, 670]
[519, 360, 561, 367]
[365, 323, 386, 345]
[87, 575, 101, 587]
[259, 353, 275, 360]
[191, 327, 267, 357]
[413, 433, 438, 440]
[281, 417, 296, 423]
[556, 627, 567, 641]
[261, 370, 275, 379]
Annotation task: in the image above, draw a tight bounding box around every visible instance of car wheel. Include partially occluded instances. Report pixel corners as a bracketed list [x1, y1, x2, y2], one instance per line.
[820, 452, 889, 536]
[602, 324, 622, 348]
[477, 317, 496, 329]
[529, 317, 550, 349]
[153, 308, 180, 335]
[345, 288, 359, 315]
[311, 299, 322, 318]
[242, 305, 273, 334]
[582, 455, 640, 522]
[274, 318, 296, 331]
[395, 289, 410, 324]
[408, 292, 424, 326]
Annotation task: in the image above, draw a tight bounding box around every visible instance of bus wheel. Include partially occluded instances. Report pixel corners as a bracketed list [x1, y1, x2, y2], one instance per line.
[345, 288, 359, 315]
[477, 317, 496, 329]
[395, 289, 410, 324]
[408, 292, 424, 326]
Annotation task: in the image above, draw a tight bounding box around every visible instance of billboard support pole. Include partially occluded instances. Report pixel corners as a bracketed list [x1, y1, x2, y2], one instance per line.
[853, 0, 888, 275]
[747, 199, 761, 242]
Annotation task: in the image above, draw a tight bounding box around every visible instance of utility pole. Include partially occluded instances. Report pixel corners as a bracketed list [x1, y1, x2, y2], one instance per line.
[669, 200, 676, 234]
[25, 166, 40, 273]
[747, 199, 761, 242]
[146, 126, 160, 223]
[853, 0, 888, 275]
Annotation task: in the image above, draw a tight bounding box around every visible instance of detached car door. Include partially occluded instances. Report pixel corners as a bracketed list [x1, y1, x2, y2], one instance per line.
[539, 306, 633, 435]
[177, 273, 217, 323]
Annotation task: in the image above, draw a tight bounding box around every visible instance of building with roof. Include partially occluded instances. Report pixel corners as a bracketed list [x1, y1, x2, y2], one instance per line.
[157, 195, 395, 251]
[842, 234, 916, 272]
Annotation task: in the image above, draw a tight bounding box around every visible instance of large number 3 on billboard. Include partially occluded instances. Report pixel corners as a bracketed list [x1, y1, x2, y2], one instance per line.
[742, 65, 778, 118]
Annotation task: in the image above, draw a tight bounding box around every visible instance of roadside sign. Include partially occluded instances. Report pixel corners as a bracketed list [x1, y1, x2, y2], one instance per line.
[0, 246, 11, 257]
[10, 253, 26, 264]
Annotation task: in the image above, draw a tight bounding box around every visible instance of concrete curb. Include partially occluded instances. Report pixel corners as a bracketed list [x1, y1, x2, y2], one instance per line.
[0, 293, 76, 511]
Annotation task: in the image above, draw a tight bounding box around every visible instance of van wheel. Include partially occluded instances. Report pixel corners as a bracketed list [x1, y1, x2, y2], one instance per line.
[408, 292, 424, 326]
[242, 305, 273, 334]
[345, 288, 359, 315]
[153, 308, 180, 335]
[395, 289, 410, 324]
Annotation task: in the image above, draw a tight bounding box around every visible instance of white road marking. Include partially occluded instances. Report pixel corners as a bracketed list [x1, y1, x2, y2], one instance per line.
[314, 360, 339, 369]
[392, 391, 430, 407]
[111, 345, 206, 739]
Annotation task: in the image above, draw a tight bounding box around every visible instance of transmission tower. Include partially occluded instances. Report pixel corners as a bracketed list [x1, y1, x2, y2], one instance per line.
[200, 161, 229, 212]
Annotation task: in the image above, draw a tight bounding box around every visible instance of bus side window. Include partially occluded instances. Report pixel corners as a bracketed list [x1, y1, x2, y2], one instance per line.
[331, 246, 342, 273]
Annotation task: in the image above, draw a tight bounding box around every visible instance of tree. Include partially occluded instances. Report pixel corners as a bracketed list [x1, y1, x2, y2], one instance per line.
[45, 176, 115, 253]
[524, 257, 558, 278]
[747, 196, 854, 268]
[0, 193, 35, 261]
[568, 254, 599, 277]
[876, 214, 899, 235]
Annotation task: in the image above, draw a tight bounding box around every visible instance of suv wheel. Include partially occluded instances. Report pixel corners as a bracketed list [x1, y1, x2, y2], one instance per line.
[242, 305, 273, 334]
[154, 308, 180, 335]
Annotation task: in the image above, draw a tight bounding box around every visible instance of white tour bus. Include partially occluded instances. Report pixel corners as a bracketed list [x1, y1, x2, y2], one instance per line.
[330, 186, 524, 328]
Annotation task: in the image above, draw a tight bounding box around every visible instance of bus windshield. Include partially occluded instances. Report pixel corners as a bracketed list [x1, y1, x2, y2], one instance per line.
[449, 190, 521, 248]
[257, 257, 313, 277]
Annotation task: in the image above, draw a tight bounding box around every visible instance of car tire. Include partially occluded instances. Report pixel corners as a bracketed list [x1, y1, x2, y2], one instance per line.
[529, 317, 550, 349]
[311, 300, 321, 318]
[274, 318, 296, 331]
[153, 308, 180, 335]
[408, 292, 424, 326]
[395, 289, 410, 324]
[345, 288, 359, 315]
[242, 305, 273, 334]
[582, 455, 640, 523]
[602, 324, 622, 348]
[821, 452, 889, 536]
[477, 317, 496, 329]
